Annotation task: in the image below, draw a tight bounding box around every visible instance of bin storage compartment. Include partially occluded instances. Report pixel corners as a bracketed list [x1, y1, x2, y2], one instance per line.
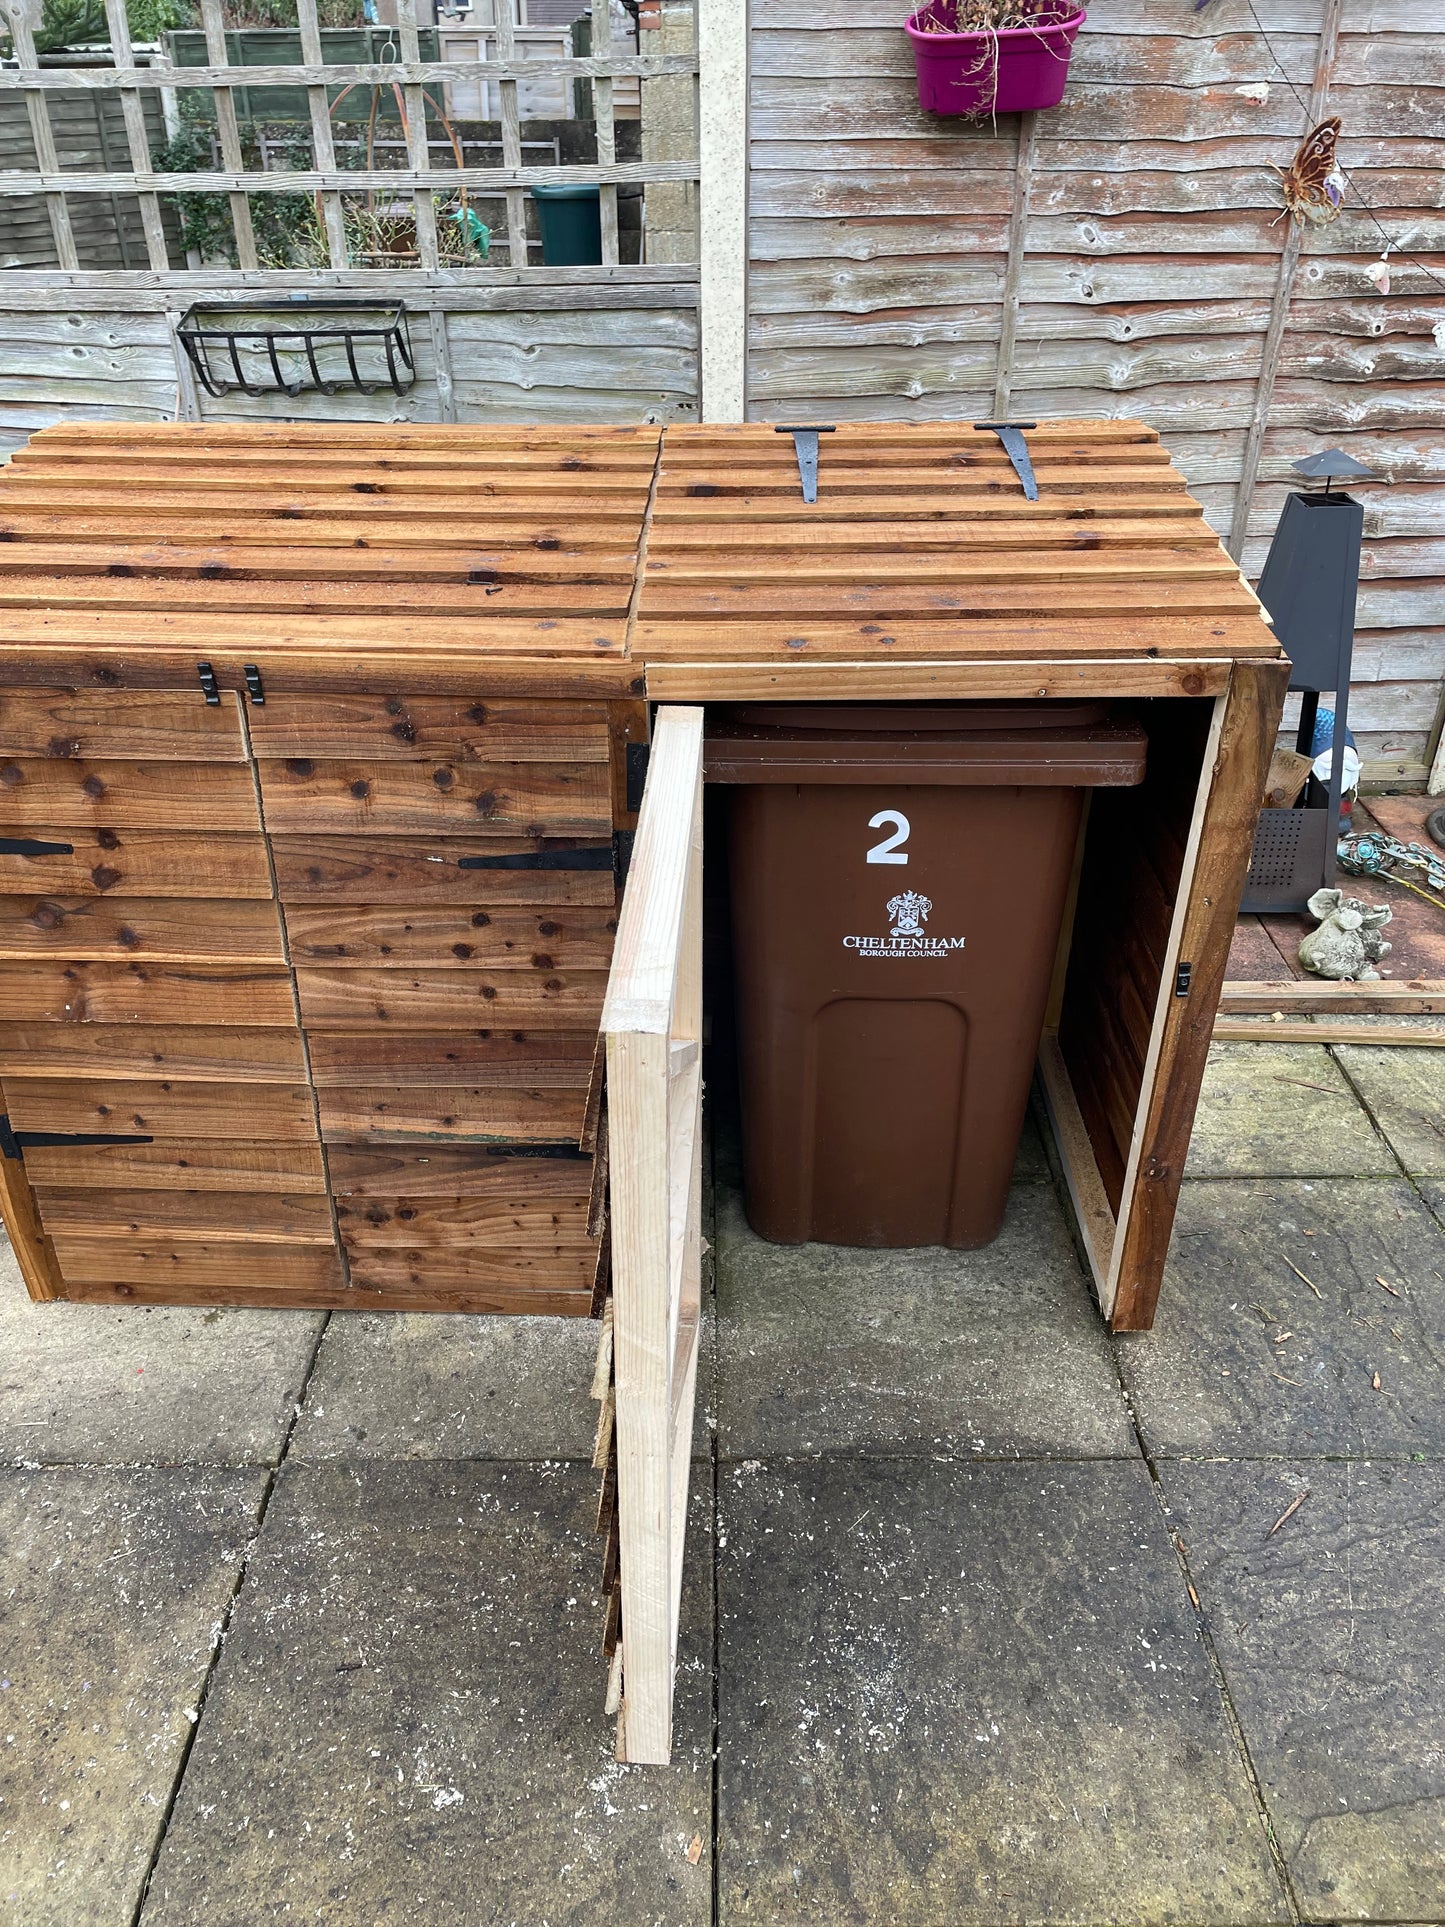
[709, 703, 1147, 1248]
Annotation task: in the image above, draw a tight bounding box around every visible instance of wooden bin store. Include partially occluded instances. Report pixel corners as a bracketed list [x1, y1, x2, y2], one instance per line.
[0, 419, 1286, 1760]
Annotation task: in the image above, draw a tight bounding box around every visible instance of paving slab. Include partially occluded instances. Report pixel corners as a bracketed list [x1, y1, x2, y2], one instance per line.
[1118, 1178, 1445, 1459]
[1164, 1458, 1445, 1924]
[292, 1311, 606, 1462]
[140, 1461, 713, 1927]
[715, 1178, 1133, 1461]
[716, 1456, 1286, 1927]
[1185, 1042, 1394, 1179]
[0, 1237, 325, 1466]
[0, 1465, 267, 1927]
[1333, 1042, 1445, 1175]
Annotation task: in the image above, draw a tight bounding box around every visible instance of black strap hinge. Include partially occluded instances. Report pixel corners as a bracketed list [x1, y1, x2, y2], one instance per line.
[625, 741, 651, 814]
[0, 837, 74, 857]
[457, 845, 613, 873]
[974, 421, 1039, 501]
[0, 1118, 155, 1155]
[774, 424, 836, 505]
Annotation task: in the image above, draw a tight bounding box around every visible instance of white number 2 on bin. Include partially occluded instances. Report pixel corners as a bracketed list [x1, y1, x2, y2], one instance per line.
[865, 809, 910, 865]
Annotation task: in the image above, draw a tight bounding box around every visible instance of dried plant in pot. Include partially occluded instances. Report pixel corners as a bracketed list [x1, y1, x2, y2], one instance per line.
[904, 0, 1086, 117]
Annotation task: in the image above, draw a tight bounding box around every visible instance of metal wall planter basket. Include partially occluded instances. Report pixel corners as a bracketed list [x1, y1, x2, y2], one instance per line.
[176, 301, 415, 400]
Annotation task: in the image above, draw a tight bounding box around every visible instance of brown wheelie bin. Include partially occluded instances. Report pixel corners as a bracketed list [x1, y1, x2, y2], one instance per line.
[707, 702, 1148, 1250]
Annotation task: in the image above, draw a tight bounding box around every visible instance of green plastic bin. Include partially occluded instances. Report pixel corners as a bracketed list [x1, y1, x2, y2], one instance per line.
[531, 184, 603, 267]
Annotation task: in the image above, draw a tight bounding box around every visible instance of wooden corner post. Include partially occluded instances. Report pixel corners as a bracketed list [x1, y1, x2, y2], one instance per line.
[603, 705, 705, 1764]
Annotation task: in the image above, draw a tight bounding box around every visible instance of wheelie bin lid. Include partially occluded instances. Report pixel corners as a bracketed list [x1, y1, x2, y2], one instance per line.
[704, 700, 1148, 786]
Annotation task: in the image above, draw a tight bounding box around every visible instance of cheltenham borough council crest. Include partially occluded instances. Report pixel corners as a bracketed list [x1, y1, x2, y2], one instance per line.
[843, 889, 966, 960]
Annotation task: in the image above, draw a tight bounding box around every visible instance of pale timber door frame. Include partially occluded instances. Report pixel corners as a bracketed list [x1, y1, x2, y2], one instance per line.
[602, 704, 705, 1764]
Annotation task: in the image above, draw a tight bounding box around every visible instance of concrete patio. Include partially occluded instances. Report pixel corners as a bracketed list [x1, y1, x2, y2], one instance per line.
[3, 1032, 1444, 1927]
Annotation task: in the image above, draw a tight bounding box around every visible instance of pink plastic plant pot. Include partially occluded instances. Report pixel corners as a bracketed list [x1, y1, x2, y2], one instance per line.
[904, 4, 1086, 117]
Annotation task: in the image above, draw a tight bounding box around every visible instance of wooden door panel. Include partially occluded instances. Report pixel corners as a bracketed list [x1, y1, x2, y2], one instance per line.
[0, 829, 274, 899]
[334, 1193, 594, 1245]
[296, 967, 608, 1029]
[20, 1139, 328, 1191]
[0, 1022, 307, 1081]
[283, 903, 617, 968]
[254, 760, 610, 837]
[0, 688, 248, 761]
[307, 1028, 597, 1088]
[326, 1142, 593, 1197]
[0, 897, 285, 964]
[3, 1076, 318, 1142]
[35, 1187, 334, 1243]
[316, 1084, 587, 1144]
[0, 963, 297, 1026]
[0, 761, 261, 830]
[270, 835, 616, 906]
[247, 695, 609, 763]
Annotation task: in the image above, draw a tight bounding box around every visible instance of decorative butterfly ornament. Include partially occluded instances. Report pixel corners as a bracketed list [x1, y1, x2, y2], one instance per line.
[1277, 117, 1345, 226]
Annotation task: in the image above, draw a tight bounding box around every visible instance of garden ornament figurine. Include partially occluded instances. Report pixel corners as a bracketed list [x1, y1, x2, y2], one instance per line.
[1298, 887, 1393, 981]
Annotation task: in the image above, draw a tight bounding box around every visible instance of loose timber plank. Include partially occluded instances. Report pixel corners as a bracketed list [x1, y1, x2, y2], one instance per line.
[282, 903, 618, 969]
[0, 897, 285, 965]
[1217, 980, 1445, 1014]
[1213, 1020, 1445, 1046]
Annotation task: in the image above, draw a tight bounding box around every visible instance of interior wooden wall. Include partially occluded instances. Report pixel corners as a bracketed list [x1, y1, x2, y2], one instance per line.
[747, 0, 1445, 787]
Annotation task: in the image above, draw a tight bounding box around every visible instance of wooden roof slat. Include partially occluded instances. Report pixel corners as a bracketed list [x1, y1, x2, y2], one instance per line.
[634, 617, 1279, 660]
[0, 514, 638, 551]
[0, 544, 639, 584]
[0, 419, 1279, 679]
[645, 548, 1242, 586]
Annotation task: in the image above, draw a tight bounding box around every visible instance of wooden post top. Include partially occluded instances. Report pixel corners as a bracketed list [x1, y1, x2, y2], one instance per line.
[0, 419, 1281, 699]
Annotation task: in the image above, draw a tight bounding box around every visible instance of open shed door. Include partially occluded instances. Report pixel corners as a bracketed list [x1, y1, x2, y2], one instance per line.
[594, 706, 704, 1764]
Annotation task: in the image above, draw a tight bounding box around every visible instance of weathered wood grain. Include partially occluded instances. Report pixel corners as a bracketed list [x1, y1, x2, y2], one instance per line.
[47, 1235, 344, 1292]
[0, 896, 285, 964]
[270, 834, 618, 905]
[334, 1193, 594, 1245]
[246, 695, 611, 762]
[35, 1187, 334, 1243]
[282, 902, 618, 969]
[296, 966, 608, 1029]
[255, 758, 613, 837]
[0, 1021, 307, 1081]
[0, 687, 248, 760]
[316, 1084, 589, 1144]
[0, 828, 274, 899]
[306, 1029, 599, 1088]
[19, 1138, 327, 1191]
[0, 961, 297, 1026]
[3, 1076, 319, 1142]
[326, 1141, 596, 1197]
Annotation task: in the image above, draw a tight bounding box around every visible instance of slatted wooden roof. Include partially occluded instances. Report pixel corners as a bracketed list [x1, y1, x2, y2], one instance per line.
[0, 418, 1279, 693]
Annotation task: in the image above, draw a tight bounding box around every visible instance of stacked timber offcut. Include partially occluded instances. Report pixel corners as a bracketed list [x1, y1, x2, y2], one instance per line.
[0, 422, 655, 1314]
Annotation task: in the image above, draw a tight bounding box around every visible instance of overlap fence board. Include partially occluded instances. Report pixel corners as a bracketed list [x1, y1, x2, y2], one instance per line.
[746, 0, 1445, 785]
